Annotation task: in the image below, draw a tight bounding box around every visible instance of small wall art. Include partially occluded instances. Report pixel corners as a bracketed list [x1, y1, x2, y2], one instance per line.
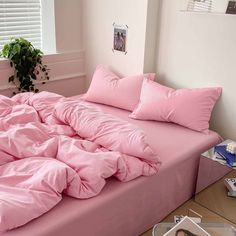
[182, 0, 230, 13]
[226, 1, 236, 14]
[187, 0, 212, 12]
[112, 23, 128, 54]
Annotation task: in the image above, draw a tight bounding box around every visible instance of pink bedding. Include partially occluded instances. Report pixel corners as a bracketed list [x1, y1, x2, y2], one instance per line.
[0, 93, 221, 236]
[0, 92, 160, 232]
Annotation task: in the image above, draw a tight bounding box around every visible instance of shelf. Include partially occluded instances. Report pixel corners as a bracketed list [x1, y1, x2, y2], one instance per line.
[180, 10, 236, 16]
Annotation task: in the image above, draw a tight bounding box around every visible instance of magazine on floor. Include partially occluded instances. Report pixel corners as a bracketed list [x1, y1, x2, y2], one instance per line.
[163, 216, 211, 236]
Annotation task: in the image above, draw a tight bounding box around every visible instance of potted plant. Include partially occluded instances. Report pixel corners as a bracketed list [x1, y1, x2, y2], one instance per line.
[0, 38, 49, 94]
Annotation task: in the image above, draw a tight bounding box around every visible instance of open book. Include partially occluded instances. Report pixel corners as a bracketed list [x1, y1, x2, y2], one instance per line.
[163, 216, 210, 236]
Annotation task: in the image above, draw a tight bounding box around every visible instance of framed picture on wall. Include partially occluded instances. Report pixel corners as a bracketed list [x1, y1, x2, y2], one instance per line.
[226, 1, 236, 14]
[186, 0, 212, 12]
[112, 23, 128, 54]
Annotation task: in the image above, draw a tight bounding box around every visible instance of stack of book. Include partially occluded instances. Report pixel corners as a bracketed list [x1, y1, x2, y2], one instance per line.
[224, 178, 236, 197]
[214, 145, 236, 167]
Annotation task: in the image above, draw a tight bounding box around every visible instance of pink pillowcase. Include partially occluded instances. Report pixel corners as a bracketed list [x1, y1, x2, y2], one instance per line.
[130, 79, 222, 133]
[84, 65, 155, 111]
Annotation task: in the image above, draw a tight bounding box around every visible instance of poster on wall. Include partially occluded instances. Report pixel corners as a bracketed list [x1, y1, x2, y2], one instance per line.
[181, 0, 229, 13]
[226, 1, 236, 14]
[112, 23, 128, 54]
[187, 0, 212, 12]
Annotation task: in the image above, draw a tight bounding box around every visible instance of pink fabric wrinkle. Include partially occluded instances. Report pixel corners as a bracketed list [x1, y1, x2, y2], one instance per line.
[0, 123, 58, 161]
[0, 91, 161, 232]
[3, 104, 41, 125]
[54, 99, 159, 163]
[130, 79, 222, 133]
[84, 65, 156, 111]
[0, 157, 76, 232]
[0, 95, 19, 117]
[11, 92, 34, 104]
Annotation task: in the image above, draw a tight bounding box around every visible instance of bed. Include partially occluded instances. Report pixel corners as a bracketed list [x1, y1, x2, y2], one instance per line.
[0, 95, 221, 236]
[0, 64, 223, 235]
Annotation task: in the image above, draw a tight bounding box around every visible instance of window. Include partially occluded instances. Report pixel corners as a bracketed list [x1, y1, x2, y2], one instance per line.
[0, 0, 42, 50]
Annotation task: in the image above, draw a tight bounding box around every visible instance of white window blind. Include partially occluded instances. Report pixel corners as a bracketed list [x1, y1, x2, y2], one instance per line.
[0, 0, 42, 50]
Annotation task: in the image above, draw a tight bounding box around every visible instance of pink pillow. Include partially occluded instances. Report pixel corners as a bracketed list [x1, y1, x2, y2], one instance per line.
[84, 65, 155, 111]
[130, 79, 222, 133]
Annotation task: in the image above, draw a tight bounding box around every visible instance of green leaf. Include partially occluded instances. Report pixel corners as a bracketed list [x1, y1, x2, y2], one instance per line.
[13, 44, 21, 55]
[1, 37, 48, 94]
[31, 74, 37, 80]
[1, 44, 10, 58]
[8, 75, 15, 83]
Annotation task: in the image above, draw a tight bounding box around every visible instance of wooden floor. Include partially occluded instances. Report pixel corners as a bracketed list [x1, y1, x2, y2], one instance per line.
[140, 198, 236, 236]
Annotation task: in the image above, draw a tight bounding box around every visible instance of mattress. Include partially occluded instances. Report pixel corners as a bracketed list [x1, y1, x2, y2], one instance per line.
[0, 100, 221, 236]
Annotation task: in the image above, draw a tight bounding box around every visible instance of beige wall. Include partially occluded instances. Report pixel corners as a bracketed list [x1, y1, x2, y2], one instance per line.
[156, 0, 236, 140]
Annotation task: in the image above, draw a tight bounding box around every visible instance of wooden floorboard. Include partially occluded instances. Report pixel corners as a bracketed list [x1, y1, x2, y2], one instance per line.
[140, 198, 236, 236]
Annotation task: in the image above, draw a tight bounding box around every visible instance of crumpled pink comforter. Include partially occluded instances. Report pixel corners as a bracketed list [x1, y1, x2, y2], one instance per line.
[0, 91, 160, 232]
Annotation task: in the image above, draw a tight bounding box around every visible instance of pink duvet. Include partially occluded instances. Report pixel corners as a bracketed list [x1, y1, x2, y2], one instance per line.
[0, 92, 160, 232]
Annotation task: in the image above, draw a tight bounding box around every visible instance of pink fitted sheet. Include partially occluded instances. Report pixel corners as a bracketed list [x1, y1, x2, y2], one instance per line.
[0, 100, 221, 236]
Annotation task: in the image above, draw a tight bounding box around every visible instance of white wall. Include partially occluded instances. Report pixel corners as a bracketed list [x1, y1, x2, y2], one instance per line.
[82, 0, 158, 86]
[143, 0, 159, 73]
[156, 0, 236, 140]
[55, 0, 83, 53]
